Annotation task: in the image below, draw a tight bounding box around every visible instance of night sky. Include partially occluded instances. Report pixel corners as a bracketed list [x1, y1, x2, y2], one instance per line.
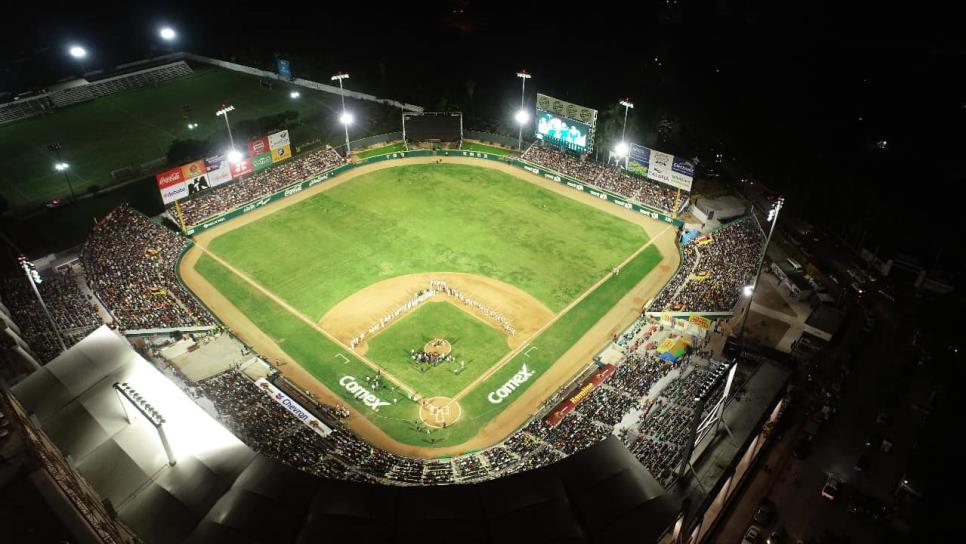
[2, 1, 964, 267]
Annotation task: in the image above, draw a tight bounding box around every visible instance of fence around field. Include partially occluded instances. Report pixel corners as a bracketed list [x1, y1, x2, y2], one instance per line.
[183, 150, 684, 236]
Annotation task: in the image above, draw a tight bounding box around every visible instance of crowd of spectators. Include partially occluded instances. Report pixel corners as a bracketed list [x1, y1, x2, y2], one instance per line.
[0, 270, 102, 363]
[522, 143, 686, 214]
[189, 317, 728, 488]
[177, 149, 344, 226]
[650, 217, 764, 312]
[82, 205, 214, 330]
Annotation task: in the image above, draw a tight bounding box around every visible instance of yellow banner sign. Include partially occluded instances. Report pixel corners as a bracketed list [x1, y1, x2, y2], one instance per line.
[689, 314, 712, 329]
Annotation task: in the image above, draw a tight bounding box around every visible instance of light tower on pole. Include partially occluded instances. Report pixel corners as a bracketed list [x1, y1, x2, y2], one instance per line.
[216, 105, 238, 161]
[619, 98, 634, 143]
[331, 72, 352, 155]
[47, 143, 77, 201]
[515, 70, 532, 151]
[736, 197, 784, 343]
[18, 256, 68, 353]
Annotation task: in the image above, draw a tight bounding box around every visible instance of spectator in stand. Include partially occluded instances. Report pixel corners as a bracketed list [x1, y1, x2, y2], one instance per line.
[649, 217, 764, 313]
[178, 149, 345, 226]
[0, 269, 102, 363]
[522, 143, 684, 213]
[82, 205, 214, 330]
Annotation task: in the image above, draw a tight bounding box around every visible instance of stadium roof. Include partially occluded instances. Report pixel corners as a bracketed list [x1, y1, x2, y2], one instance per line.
[12, 327, 680, 543]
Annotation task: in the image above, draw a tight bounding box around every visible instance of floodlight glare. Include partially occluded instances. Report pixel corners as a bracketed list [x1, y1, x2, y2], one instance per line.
[615, 142, 629, 157]
[68, 45, 87, 59]
[290, 90, 301, 99]
[743, 285, 754, 297]
[159, 27, 176, 41]
[54, 162, 70, 171]
[227, 149, 243, 164]
[514, 109, 529, 125]
[340, 112, 354, 126]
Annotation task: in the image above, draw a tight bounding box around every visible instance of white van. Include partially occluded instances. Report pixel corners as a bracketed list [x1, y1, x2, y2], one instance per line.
[787, 258, 803, 272]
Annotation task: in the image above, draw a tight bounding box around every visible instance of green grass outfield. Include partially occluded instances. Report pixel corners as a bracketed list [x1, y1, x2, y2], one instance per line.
[193, 162, 663, 448]
[354, 142, 407, 160]
[365, 302, 510, 398]
[460, 141, 516, 156]
[205, 163, 649, 317]
[0, 66, 394, 210]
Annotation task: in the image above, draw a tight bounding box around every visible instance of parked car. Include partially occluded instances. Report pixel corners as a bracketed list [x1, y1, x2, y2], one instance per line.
[821, 474, 841, 501]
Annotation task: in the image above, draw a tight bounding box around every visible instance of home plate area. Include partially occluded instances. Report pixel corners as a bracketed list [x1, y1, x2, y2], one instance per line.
[419, 396, 462, 428]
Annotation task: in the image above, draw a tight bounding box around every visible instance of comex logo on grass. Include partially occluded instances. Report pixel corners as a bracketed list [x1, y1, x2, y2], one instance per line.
[487, 364, 536, 404]
[339, 376, 391, 411]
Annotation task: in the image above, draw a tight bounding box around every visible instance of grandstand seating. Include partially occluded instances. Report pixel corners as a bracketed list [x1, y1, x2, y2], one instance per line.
[1, 62, 193, 123]
[522, 142, 686, 214]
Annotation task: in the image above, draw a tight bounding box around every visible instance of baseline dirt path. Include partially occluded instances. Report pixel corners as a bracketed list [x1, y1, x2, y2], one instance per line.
[320, 272, 553, 355]
[179, 156, 681, 457]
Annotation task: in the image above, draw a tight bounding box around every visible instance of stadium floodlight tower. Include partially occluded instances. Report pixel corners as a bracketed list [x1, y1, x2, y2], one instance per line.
[67, 44, 88, 75]
[331, 72, 353, 155]
[159, 26, 177, 41]
[619, 98, 634, 142]
[736, 196, 784, 343]
[18, 256, 68, 353]
[515, 70, 532, 150]
[216, 105, 239, 161]
[47, 142, 77, 201]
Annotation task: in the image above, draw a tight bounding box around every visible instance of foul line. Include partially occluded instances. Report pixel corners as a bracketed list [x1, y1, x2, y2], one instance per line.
[192, 243, 425, 401]
[448, 223, 676, 404]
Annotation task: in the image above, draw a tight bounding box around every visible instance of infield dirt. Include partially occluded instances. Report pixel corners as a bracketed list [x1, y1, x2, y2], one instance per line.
[180, 156, 680, 457]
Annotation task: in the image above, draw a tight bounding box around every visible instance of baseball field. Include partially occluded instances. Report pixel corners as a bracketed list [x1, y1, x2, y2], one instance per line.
[180, 158, 676, 455]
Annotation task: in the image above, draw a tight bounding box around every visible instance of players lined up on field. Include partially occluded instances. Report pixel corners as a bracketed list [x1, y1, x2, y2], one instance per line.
[177, 148, 345, 226]
[429, 279, 516, 336]
[349, 287, 437, 349]
[649, 216, 764, 313]
[521, 143, 686, 215]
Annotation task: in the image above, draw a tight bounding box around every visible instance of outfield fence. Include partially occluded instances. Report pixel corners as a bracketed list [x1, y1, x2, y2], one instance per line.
[183, 150, 685, 235]
[463, 130, 530, 149]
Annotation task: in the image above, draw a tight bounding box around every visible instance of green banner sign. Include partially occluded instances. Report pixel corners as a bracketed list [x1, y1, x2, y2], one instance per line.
[252, 152, 273, 172]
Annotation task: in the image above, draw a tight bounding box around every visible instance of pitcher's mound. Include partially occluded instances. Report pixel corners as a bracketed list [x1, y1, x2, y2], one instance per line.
[419, 396, 462, 428]
[423, 337, 452, 357]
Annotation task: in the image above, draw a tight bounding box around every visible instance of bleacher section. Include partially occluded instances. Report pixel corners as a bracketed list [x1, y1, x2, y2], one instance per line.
[1, 61, 193, 122]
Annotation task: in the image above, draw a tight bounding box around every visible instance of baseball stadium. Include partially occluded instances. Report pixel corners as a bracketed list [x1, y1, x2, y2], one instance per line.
[0, 52, 791, 543]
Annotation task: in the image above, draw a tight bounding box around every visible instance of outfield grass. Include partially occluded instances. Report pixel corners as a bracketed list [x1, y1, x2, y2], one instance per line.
[365, 302, 510, 398]
[354, 142, 407, 160]
[0, 66, 395, 210]
[461, 141, 516, 156]
[206, 163, 649, 317]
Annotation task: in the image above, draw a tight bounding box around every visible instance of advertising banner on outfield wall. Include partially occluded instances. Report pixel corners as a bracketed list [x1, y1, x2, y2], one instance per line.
[627, 143, 694, 192]
[271, 144, 292, 163]
[205, 154, 234, 187]
[269, 130, 290, 150]
[247, 137, 270, 157]
[180, 160, 206, 181]
[186, 174, 210, 196]
[252, 152, 273, 171]
[156, 166, 188, 204]
[229, 158, 253, 177]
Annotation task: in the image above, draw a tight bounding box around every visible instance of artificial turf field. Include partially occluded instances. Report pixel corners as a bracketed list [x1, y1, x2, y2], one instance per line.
[0, 66, 394, 210]
[190, 162, 663, 448]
